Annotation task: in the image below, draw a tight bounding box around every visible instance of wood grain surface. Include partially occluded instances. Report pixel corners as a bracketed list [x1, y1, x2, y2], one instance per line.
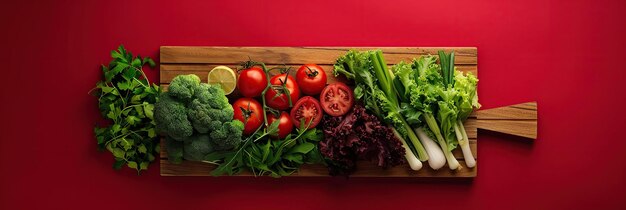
[158, 47, 494, 177]
[476, 102, 538, 139]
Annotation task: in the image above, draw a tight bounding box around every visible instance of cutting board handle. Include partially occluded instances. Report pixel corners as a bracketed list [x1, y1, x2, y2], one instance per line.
[475, 102, 538, 139]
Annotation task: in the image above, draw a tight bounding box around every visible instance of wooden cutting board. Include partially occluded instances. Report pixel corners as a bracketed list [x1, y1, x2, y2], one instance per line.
[158, 46, 537, 178]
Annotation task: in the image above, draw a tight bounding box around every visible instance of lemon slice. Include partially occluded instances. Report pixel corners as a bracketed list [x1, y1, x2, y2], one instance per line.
[208, 65, 237, 95]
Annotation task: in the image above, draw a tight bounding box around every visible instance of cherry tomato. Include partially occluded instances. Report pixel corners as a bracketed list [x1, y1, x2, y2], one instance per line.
[296, 64, 327, 96]
[320, 82, 354, 116]
[232, 98, 264, 135]
[267, 111, 294, 139]
[237, 67, 267, 97]
[265, 74, 300, 110]
[290, 96, 322, 129]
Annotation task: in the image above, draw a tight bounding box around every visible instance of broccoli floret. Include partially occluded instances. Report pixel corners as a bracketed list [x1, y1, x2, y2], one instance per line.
[208, 108, 233, 123]
[154, 93, 193, 141]
[195, 83, 230, 109]
[187, 84, 234, 134]
[210, 120, 244, 150]
[207, 121, 223, 133]
[165, 137, 183, 164]
[187, 98, 234, 134]
[183, 134, 214, 161]
[169, 74, 201, 101]
[187, 99, 213, 133]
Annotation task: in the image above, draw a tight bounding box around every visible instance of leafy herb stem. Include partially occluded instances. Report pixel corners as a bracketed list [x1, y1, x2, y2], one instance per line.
[120, 103, 151, 112]
[111, 84, 126, 108]
[104, 128, 152, 146]
[132, 77, 149, 88]
[220, 129, 272, 169]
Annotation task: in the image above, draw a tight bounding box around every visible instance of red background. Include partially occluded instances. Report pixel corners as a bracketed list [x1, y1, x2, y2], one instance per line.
[1, 0, 625, 209]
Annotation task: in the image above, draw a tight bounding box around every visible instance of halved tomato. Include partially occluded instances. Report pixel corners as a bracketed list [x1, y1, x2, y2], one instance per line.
[290, 96, 322, 129]
[320, 82, 354, 116]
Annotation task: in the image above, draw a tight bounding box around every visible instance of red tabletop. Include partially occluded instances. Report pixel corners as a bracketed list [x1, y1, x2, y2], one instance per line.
[1, 0, 625, 209]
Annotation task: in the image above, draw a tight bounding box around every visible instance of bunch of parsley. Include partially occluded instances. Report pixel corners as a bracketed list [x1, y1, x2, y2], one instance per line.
[91, 45, 160, 174]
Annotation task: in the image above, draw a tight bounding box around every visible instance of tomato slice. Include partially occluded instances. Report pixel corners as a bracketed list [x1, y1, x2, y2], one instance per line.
[320, 82, 354, 117]
[290, 96, 322, 129]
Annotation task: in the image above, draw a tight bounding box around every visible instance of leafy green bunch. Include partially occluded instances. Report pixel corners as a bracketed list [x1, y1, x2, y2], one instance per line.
[392, 51, 480, 169]
[333, 50, 429, 162]
[92, 45, 160, 174]
[208, 120, 323, 177]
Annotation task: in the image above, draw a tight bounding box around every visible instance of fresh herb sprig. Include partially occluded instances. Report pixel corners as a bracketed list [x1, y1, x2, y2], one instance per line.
[91, 45, 160, 174]
[208, 120, 323, 177]
[243, 120, 323, 177]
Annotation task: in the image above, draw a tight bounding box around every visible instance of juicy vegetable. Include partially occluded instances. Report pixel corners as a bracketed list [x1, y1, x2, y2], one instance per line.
[265, 74, 300, 110]
[91, 45, 159, 174]
[267, 111, 294, 139]
[333, 50, 429, 167]
[237, 66, 267, 97]
[320, 82, 354, 117]
[320, 105, 406, 175]
[155, 74, 244, 163]
[232, 98, 264, 135]
[296, 64, 327, 95]
[290, 96, 322, 129]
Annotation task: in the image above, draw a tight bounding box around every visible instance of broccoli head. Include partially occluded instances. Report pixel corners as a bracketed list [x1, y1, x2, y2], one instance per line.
[168, 74, 201, 101]
[183, 134, 215, 161]
[155, 74, 244, 163]
[154, 93, 193, 141]
[210, 120, 244, 150]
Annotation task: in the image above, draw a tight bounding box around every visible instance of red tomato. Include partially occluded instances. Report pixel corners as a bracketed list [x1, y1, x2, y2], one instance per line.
[237, 67, 267, 97]
[290, 96, 322, 129]
[265, 74, 300, 110]
[320, 82, 354, 117]
[296, 64, 327, 96]
[267, 111, 294, 139]
[232, 98, 264, 135]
